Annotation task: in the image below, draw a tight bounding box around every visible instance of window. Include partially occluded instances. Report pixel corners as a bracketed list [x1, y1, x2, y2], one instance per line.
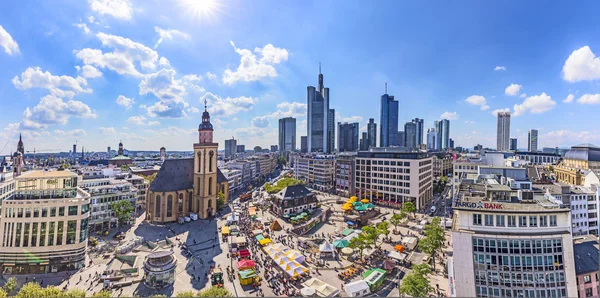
[56, 221, 64, 245]
[39, 222, 46, 247]
[209, 151, 214, 172]
[25, 208, 31, 218]
[81, 204, 89, 214]
[508, 216, 516, 227]
[155, 195, 161, 216]
[167, 195, 173, 217]
[41, 207, 48, 217]
[50, 207, 56, 217]
[585, 288, 593, 297]
[80, 218, 88, 243]
[59, 207, 65, 217]
[68, 206, 78, 216]
[66, 220, 77, 244]
[15, 223, 21, 247]
[550, 215, 557, 226]
[31, 223, 38, 247]
[33, 208, 39, 217]
[529, 216, 537, 227]
[485, 214, 494, 226]
[519, 216, 527, 227]
[496, 215, 505, 227]
[187, 192, 192, 212]
[208, 177, 213, 195]
[23, 223, 29, 247]
[48, 222, 55, 246]
[584, 275, 591, 283]
[540, 215, 547, 227]
[473, 214, 482, 225]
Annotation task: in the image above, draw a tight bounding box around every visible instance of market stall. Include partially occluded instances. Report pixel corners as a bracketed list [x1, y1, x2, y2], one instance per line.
[258, 238, 272, 246]
[302, 278, 340, 297]
[319, 241, 335, 258]
[362, 268, 386, 291]
[285, 250, 306, 263]
[238, 269, 260, 286]
[237, 260, 256, 270]
[343, 280, 371, 297]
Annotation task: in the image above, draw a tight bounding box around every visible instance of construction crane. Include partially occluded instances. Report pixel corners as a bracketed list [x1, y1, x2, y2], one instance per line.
[0, 140, 9, 155]
[26, 148, 61, 168]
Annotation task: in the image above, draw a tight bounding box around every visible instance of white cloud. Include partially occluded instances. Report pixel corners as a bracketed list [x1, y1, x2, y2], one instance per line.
[75, 32, 159, 77]
[182, 74, 204, 92]
[494, 66, 506, 71]
[464, 120, 476, 124]
[563, 94, 575, 103]
[563, 46, 600, 82]
[147, 121, 160, 126]
[12, 67, 91, 97]
[251, 116, 270, 128]
[542, 130, 600, 147]
[269, 102, 307, 118]
[340, 116, 363, 123]
[127, 116, 147, 125]
[87, 16, 100, 25]
[520, 93, 526, 98]
[75, 22, 90, 34]
[504, 84, 522, 96]
[154, 27, 190, 49]
[577, 94, 600, 104]
[223, 41, 289, 85]
[159, 57, 170, 67]
[201, 92, 255, 117]
[99, 127, 116, 134]
[120, 132, 145, 141]
[54, 129, 87, 137]
[139, 68, 189, 118]
[491, 108, 510, 116]
[139, 104, 147, 109]
[0, 25, 19, 55]
[206, 72, 217, 80]
[440, 111, 459, 120]
[187, 106, 200, 113]
[513, 92, 556, 116]
[75, 65, 103, 78]
[465, 95, 490, 110]
[115, 95, 135, 109]
[21, 95, 97, 129]
[89, 0, 132, 20]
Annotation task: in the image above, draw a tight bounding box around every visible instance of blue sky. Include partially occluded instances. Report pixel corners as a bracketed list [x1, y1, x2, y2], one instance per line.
[1, 0, 600, 153]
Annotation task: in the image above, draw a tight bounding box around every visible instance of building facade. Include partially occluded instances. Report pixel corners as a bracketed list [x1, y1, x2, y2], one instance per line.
[436, 119, 450, 150]
[367, 118, 377, 149]
[510, 138, 518, 151]
[515, 152, 560, 165]
[224, 138, 237, 159]
[300, 136, 308, 153]
[427, 128, 437, 151]
[307, 67, 334, 153]
[573, 237, 599, 298]
[380, 93, 399, 147]
[81, 177, 138, 232]
[335, 153, 356, 196]
[278, 117, 296, 152]
[338, 122, 359, 152]
[412, 118, 424, 147]
[360, 132, 369, 151]
[496, 112, 511, 151]
[294, 156, 335, 191]
[236, 145, 245, 153]
[271, 185, 318, 216]
[355, 149, 433, 210]
[554, 144, 600, 186]
[529, 129, 539, 153]
[404, 122, 417, 149]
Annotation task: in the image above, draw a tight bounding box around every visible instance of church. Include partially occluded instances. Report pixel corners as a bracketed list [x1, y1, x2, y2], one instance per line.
[146, 104, 229, 223]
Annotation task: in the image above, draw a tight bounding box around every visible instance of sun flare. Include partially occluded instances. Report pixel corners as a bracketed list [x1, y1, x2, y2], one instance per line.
[178, 0, 224, 23]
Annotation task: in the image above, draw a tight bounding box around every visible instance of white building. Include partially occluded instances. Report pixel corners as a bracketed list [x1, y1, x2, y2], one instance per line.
[221, 169, 242, 195]
[0, 171, 15, 204]
[80, 177, 138, 231]
[294, 155, 335, 191]
[450, 178, 578, 297]
[452, 158, 486, 197]
[496, 112, 511, 151]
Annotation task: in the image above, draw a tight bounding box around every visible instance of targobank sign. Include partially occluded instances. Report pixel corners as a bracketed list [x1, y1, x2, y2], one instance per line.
[454, 201, 503, 210]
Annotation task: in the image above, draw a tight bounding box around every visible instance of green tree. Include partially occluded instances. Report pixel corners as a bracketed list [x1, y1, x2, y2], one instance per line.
[143, 172, 157, 184]
[360, 225, 379, 248]
[376, 221, 390, 246]
[390, 211, 407, 233]
[62, 289, 87, 298]
[277, 155, 287, 166]
[91, 290, 112, 297]
[110, 199, 134, 227]
[41, 287, 63, 297]
[399, 263, 432, 297]
[176, 290, 197, 297]
[402, 201, 417, 219]
[264, 177, 303, 194]
[0, 288, 7, 298]
[3, 277, 17, 296]
[120, 164, 128, 171]
[15, 282, 43, 298]
[418, 217, 446, 271]
[348, 234, 372, 259]
[197, 286, 233, 297]
[216, 191, 226, 210]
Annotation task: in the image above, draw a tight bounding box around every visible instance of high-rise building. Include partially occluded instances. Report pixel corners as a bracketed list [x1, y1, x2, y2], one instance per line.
[253, 146, 262, 153]
[528, 129, 538, 152]
[397, 131, 406, 147]
[107, 146, 111, 156]
[300, 136, 308, 153]
[73, 144, 77, 156]
[367, 118, 377, 149]
[435, 119, 450, 150]
[270, 145, 278, 152]
[510, 138, 518, 151]
[427, 128, 437, 150]
[338, 122, 359, 152]
[496, 112, 511, 151]
[224, 138, 237, 158]
[474, 144, 483, 151]
[412, 118, 424, 147]
[380, 85, 399, 147]
[236, 145, 245, 153]
[404, 122, 417, 149]
[278, 117, 296, 152]
[327, 109, 335, 153]
[307, 64, 333, 153]
[449, 138, 454, 149]
[360, 132, 369, 151]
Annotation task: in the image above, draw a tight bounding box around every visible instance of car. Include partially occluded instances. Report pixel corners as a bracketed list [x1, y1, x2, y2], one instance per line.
[184, 216, 191, 222]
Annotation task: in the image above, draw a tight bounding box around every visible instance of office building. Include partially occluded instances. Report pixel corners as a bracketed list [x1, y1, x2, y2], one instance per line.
[449, 178, 578, 297]
[355, 148, 433, 209]
[80, 177, 138, 232]
[427, 128, 437, 151]
[236, 145, 245, 153]
[224, 138, 237, 159]
[432, 154, 453, 177]
[338, 122, 359, 152]
[294, 156, 335, 191]
[435, 119, 450, 150]
[404, 122, 417, 149]
[73, 144, 77, 156]
[528, 129, 539, 152]
[270, 145, 278, 153]
[367, 118, 377, 149]
[335, 153, 356, 196]
[449, 138, 454, 149]
[0, 170, 91, 274]
[220, 169, 242, 196]
[380, 86, 399, 147]
[360, 132, 369, 151]
[514, 152, 560, 165]
[397, 131, 406, 147]
[412, 118, 424, 147]
[496, 112, 511, 151]
[510, 138, 518, 151]
[278, 117, 296, 152]
[307, 65, 334, 153]
[300, 136, 308, 153]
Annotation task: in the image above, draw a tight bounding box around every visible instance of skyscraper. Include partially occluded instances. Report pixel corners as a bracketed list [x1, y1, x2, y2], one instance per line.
[427, 128, 437, 150]
[510, 138, 518, 151]
[412, 118, 424, 147]
[449, 138, 454, 149]
[72, 144, 77, 156]
[528, 129, 538, 152]
[338, 122, 359, 152]
[367, 118, 377, 149]
[436, 119, 450, 150]
[360, 132, 369, 150]
[307, 64, 334, 153]
[328, 108, 335, 153]
[300, 136, 308, 153]
[397, 131, 406, 147]
[496, 112, 511, 151]
[380, 84, 399, 147]
[236, 145, 245, 153]
[404, 122, 417, 149]
[278, 117, 296, 152]
[224, 138, 237, 158]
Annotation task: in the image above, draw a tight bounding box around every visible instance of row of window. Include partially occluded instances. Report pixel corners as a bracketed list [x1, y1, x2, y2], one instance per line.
[476, 286, 567, 297]
[357, 160, 412, 166]
[1, 219, 87, 248]
[4, 205, 89, 218]
[473, 214, 557, 227]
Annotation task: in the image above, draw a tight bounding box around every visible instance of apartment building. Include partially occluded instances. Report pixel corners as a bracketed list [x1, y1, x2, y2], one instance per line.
[335, 153, 356, 196]
[221, 168, 242, 195]
[294, 155, 335, 191]
[80, 177, 138, 232]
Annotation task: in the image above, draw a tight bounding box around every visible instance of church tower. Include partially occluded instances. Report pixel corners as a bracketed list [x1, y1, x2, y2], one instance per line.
[193, 100, 218, 218]
[118, 141, 124, 156]
[17, 133, 24, 156]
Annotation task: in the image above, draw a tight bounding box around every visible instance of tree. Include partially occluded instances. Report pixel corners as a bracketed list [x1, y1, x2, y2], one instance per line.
[264, 177, 303, 194]
[418, 217, 445, 271]
[176, 290, 197, 297]
[120, 164, 128, 171]
[216, 191, 226, 210]
[277, 155, 287, 166]
[143, 172, 157, 184]
[390, 212, 407, 233]
[399, 263, 432, 297]
[62, 289, 87, 298]
[376, 221, 390, 246]
[197, 286, 233, 297]
[110, 199, 134, 227]
[402, 201, 417, 219]
[3, 277, 17, 296]
[15, 282, 43, 298]
[91, 291, 112, 297]
[348, 234, 372, 259]
[0, 288, 6, 298]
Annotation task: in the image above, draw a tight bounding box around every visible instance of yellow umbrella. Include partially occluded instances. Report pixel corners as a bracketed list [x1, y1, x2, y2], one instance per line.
[350, 196, 358, 200]
[341, 205, 352, 211]
[361, 199, 369, 203]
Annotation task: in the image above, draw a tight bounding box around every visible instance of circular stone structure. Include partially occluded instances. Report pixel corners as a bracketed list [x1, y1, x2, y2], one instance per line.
[143, 250, 177, 289]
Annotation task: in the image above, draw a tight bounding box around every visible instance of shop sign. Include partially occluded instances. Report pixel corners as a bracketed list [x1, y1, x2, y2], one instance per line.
[454, 201, 503, 210]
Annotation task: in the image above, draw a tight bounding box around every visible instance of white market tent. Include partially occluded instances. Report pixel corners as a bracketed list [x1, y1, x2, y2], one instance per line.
[343, 232, 361, 242]
[343, 280, 371, 297]
[302, 278, 341, 297]
[388, 251, 407, 262]
[286, 250, 306, 263]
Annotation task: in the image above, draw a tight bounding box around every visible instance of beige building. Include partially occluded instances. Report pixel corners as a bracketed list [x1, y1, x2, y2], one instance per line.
[554, 144, 600, 186]
[146, 107, 229, 223]
[0, 170, 90, 274]
[294, 156, 335, 191]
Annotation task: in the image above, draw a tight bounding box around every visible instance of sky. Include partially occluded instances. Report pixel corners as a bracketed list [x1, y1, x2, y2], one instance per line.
[1, 0, 600, 153]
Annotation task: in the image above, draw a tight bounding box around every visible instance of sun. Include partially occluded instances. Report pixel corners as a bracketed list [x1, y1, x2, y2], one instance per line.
[178, 0, 224, 23]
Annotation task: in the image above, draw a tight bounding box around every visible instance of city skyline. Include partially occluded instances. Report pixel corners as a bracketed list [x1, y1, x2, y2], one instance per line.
[1, 1, 600, 153]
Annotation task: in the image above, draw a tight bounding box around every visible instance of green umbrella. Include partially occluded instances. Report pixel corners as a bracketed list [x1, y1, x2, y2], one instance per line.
[333, 239, 349, 248]
[352, 202, 363, 207]
[365, 203, 375, 209]
[355, 205, 367, 211]
[301, 212, 308, 217]
[283, 214, 289, 218]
